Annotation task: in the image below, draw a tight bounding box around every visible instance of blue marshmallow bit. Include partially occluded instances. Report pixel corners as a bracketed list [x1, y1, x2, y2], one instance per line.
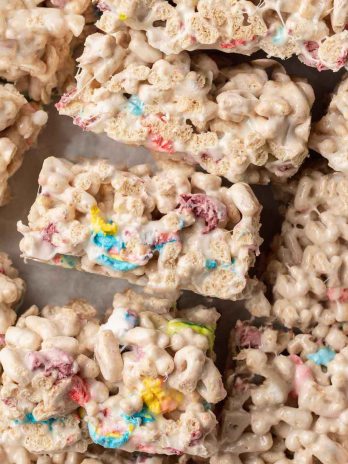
[125, 310, 139, 327]
[272, 26, 287, 45]
[92, 232, 125, 251]
[205, 259, 217, 270]
[98, 254, 139, 272]
[307, 347, 336, 366]
[14, 413, 61, 431]
[122, 407, 155, 426]
[127, 95, 144, 116]
[88, 422, 130, 449]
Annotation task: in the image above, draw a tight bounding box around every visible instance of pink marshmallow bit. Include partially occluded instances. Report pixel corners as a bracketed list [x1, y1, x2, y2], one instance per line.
[73, 115, 99, 131]
[42, 223, 57, 245]
[55, 87, 77, 111]
[290, 354, 313, 396]
[26, 348, 77, 380]
[220, 38, 248, 49]
[235, 322, 261, 348]
[327, 288, 348, 303]
[97, 1, 111, 11]
[69, 375, 90, 406]
[178, 193, 227, 233]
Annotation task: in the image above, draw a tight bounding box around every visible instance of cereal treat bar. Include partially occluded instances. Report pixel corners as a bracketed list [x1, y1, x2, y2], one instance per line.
[18, 157, 262, 300]
[0, 1, 86, 103]
[310, 74, 348, 173]
[0, 444, 190, 463]
[0, 252, 25, 336]
[85, 289, 226, 456]
[0, 83, 48, 206]
[56, 17, 315, 184]
[0, 299, 101, 454]
[246, 169, 348, 332]
[215, 320, 348, 464]
[94, 0, 348, 72]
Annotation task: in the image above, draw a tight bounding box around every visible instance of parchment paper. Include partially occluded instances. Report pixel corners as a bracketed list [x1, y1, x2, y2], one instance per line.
[0, 55, 343, 368]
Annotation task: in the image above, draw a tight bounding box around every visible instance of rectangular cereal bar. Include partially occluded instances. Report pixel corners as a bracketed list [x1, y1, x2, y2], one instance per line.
[0, 84, 47, 206]
[0, 289, 225, 457]
[247, 168, 348, 332]
[85, 289, 225, 456]
[0, 444, 194, 463]
[310, 74, 348, 173]
[94, 0, 348, 72]
[57, 11, 314, 184]
[0, 1, 86, 103]
[18, 156, 262, 300]
[214, 320, 348, 464]
[0, 252, 25, 334]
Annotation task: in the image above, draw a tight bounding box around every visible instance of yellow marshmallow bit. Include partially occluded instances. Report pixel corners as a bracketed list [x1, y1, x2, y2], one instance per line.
[141, 377, 182, 415]
[119, 13, 128, 21]
[90, 205, 118, 235]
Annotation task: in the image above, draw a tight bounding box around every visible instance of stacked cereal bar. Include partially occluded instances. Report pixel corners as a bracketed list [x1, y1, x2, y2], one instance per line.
[57, 13, 315, 183]
[310, 74, 348, 173]
[17, 157, 262, 300]
[0, 444, 190, 462]
[215, 320, 348, 464]
[0, 0, 87, 103]
[0, 298, 101, 453]
[94, 0, 348, 71]
[0, 84, 47, 206]
[85, 289, 225, 456]
[246, 169, 348, 332]
[0, 252, 25, 335]
[0, 288, 225, 457]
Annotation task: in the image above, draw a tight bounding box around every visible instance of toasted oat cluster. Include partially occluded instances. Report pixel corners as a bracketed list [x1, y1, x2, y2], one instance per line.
[94, 0, 348, 72]
[310, 75, 348, 173]
[0, 84, 48, 206]
[56, 17, 314, 183]
[0, 252, 25, 336]
[247, 170, 348, 332]
[18, 156, 262, 300]
[215, 320, 348, 464]
[0, 1, 87, 103]
[0, 299, 102, 454]
[85, 289, 225, 456]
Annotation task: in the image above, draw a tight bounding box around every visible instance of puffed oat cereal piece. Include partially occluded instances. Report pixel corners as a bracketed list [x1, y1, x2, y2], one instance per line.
[18, 156, 262, 300]
[56, 16, 314, 183]
[214, 320, 348, 464]
[247, 169, 348, 332]
[0, 299, 101, 454]
[93, 0, 348, 72]
[0, 252, 25, 336]
[0, 1, 86, 103]
[0, 84, 48, 206]
[85, 289, 225, 456]
[310, 74, 348, 173]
